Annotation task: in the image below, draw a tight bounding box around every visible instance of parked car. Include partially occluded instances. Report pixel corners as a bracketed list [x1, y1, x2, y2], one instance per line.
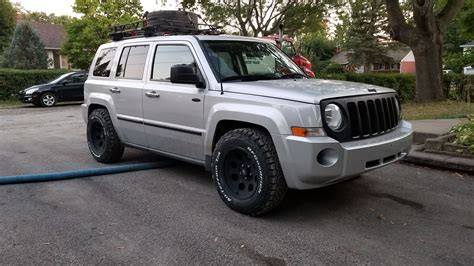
[83, 11, 413, 216]
[18, 71, 88, 107]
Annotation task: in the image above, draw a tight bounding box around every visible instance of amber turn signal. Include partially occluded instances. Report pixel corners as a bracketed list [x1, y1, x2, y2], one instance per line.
[291, 127, 325, 137]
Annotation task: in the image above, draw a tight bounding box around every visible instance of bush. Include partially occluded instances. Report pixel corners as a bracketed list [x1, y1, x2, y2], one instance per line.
[317, 72, 468, 103]
[317, 72, 416, 102]
[450, 115, 474, 154]
[0, 68, 68, 100]
[321, 63, 345, 74]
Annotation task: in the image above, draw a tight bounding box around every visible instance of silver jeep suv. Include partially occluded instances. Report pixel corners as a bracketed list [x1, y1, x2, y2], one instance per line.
[82, 34, 412, 216]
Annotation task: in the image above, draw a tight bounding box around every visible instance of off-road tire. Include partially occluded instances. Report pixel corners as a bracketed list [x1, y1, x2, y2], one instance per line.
[212, 128, 288, 216]
[87, 108, 124, 163]
[40, 92, 57, 107]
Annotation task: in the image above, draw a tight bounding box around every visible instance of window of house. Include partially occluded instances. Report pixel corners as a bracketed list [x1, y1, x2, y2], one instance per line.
[93, 48, 117, 77]
[152, 45, 196, 81]
[116, 45, 150, 79]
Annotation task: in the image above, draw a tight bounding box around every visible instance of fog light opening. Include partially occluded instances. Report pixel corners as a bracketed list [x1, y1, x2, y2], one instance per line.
[317, 148, 339, 167]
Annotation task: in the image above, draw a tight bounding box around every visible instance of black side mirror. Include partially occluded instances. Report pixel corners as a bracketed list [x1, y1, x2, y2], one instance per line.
[170, 64, 205, 88]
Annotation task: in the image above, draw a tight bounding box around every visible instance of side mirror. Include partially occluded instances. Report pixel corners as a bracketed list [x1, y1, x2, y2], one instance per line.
[170, 64, 205, 88]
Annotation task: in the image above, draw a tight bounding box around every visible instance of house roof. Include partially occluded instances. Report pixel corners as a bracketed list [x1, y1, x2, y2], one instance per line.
[460, 41, 474, 48]
[329, 51, 350, 65]
[330, 48, 411, 65]
[401, 51, 415, 62]
[30, 22, 65, 49]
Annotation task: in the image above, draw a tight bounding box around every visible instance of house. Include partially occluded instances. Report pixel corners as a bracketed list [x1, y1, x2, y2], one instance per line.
[400, 51, 416, 74]
[460, 41, 474, 75]
[460, 41, 474, 55]
[30, 22, 70, 69]
[329, 48, 411, 74]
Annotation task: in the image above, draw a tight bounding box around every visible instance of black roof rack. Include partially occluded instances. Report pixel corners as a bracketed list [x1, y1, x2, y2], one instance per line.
[109, 11, 223, 41]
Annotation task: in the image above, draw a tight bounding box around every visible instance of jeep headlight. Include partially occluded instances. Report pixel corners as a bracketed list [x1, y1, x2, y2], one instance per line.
[324, 104, 343, 131]
[25, 88, 39, 95]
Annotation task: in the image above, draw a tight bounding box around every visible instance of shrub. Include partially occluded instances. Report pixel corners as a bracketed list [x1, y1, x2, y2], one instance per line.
[0, 68, 68, 100]
[321, 63, 345, 74]
[450, 115, 474, 154]
[317, 72, 468, 103]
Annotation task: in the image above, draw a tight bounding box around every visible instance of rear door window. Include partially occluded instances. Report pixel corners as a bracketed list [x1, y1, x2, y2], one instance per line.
[93, 48, 117, 77]
[116, 45, 150, 80]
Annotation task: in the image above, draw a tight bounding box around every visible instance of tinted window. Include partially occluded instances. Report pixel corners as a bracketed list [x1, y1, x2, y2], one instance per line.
[93, 48, 117, 77]
[152, 45, 195, 81]
[116, 45, 149, 79]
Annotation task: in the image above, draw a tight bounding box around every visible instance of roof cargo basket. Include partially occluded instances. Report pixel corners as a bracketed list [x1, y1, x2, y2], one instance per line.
[109, 11, 223, 41]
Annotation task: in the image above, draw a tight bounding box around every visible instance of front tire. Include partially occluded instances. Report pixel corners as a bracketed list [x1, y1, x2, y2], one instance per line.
[212, 128, 288, 216]
[87, 108, 124, 163]
[40, 93, 57, 107]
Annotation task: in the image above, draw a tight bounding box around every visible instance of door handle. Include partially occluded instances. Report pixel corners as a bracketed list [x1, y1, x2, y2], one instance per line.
[109, 87, 121, 93]
[145, 91, 160, 98]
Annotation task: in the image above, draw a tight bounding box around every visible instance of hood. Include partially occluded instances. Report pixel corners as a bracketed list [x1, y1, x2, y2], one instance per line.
[222, 79, 395, 104]
[20, 84, 49, 93]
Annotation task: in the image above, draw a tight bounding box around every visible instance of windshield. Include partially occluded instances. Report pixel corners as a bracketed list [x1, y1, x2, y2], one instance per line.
[48, 73, 72, 84]
[201, 40, 306, 82]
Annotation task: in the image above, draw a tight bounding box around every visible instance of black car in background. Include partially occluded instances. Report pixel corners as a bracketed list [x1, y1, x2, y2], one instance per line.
[18, 71, 88, 107]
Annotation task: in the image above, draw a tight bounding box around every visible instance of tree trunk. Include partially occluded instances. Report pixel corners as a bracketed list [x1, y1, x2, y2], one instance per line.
[412, 34, 445, 102]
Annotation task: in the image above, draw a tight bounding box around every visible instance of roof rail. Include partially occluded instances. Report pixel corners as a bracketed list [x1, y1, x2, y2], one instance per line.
[109, 11, 223, 41]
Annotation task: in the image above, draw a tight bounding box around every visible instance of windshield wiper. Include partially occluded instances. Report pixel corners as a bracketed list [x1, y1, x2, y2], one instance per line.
[279, 73, 307, 79]
[221, 74, 278, 82]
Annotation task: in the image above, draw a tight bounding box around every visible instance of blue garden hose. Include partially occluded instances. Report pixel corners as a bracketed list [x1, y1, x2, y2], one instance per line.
[0, 161, 174, 185]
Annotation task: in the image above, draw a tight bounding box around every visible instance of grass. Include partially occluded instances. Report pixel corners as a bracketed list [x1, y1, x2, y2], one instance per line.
[0, 99, 27, 108]
[402, 100, 474, 120]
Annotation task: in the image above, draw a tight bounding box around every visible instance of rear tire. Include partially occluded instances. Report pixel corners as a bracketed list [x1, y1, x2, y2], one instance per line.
[212, 128, 288, 216]
[87, 108, 124, 163]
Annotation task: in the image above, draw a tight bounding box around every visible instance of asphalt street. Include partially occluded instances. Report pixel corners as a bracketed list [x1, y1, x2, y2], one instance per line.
[0, 104, 473, 264]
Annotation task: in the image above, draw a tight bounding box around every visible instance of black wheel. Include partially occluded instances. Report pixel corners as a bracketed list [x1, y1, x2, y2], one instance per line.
[212, 128, 288, 216]
[40, 93, 56, 107]
[87, 108, 124, 163]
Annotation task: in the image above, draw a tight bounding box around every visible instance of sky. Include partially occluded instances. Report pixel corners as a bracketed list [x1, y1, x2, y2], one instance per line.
[13, 0, 179, 16]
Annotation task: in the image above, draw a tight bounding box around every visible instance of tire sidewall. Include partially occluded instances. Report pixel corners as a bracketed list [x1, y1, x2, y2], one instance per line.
[213, 137, 269, 210]
[87, 112, 110, 160]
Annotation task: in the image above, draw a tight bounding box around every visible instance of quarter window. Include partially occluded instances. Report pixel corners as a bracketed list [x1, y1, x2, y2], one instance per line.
[93, 48, 117, 77]
[116, 45, 150, 79]
[152, 45, 196, 81]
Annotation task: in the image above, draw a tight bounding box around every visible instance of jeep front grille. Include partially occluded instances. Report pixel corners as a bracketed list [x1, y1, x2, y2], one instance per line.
[320, 93, 400, 142]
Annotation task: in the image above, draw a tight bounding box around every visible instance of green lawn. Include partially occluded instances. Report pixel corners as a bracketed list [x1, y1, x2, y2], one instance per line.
[402, 101, 473, 120]
[0, 99, 27, 108]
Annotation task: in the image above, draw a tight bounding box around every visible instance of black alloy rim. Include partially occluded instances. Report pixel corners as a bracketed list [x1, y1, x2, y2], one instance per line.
[90, 121, 106, 154]
[222, 147, 259, 200]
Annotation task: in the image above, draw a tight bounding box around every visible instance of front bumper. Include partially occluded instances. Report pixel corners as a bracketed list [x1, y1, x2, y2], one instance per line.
[18, 93, 38, 103]
[275, 120, 413, 190]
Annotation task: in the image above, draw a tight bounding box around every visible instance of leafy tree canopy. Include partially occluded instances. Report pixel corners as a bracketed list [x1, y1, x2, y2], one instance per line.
[61, 0, 143, 69]
[182, 0, 330, 37]
[1, 21, 48, 69]
[0, 0, 16, 55]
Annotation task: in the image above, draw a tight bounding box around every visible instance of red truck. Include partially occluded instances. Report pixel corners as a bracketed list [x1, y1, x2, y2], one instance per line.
[262, 35, 315, 78]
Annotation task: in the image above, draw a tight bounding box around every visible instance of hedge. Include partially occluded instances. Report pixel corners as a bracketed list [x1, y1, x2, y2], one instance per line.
[0, 68, 68, 100]
[317, 72, 467, 103]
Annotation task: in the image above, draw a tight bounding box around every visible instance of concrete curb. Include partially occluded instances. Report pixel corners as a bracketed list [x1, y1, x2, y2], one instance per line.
[404, 147, 474, 173]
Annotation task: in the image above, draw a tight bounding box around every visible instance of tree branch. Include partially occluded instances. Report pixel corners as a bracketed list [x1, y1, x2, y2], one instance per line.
[436, 0, 465, 29]
[384, 0, 414, 46]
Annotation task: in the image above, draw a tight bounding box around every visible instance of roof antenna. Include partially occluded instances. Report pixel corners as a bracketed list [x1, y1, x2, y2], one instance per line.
[217, 52, 224, 95]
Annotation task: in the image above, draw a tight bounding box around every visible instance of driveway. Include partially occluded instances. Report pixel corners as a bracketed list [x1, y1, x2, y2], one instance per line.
[0, 105, 473, 264]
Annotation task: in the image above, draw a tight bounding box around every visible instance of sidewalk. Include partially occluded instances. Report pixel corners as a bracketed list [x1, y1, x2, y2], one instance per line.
[405, 118, 474, 173]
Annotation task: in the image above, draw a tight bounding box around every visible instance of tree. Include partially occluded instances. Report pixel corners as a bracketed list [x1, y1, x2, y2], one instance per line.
[345, 0, 392, 72]
[61, 0, 143, 69]
[384, 0, 465, 102]
[2, 21, 48, 69]
[22, 11, 73, 25]
[182, 0, 328, 37]
[0, 0, 16, 55]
